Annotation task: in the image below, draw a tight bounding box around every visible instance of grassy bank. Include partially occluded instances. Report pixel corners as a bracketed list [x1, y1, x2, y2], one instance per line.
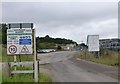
[0, 70, 2, 83]
[0, 45, 2, 62]
[75, 49, 119, 66]
[1, 45, 53, 82]
[2, 66, 52, 82]
[2, 73, 52, 82]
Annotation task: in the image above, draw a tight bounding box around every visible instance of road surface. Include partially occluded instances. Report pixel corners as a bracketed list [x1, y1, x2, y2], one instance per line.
[37, 51, 118, 82]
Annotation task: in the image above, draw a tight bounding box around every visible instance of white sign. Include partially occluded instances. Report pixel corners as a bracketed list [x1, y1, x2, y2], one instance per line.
[7, 29, 33, 55]
[87, 35, 99, 51]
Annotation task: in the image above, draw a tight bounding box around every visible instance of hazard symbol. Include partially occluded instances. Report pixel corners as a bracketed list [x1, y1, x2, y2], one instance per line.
[21, 45, 29, 53]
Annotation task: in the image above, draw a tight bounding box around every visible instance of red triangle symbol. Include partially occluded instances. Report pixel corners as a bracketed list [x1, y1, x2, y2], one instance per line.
[21, 45, 29, 53]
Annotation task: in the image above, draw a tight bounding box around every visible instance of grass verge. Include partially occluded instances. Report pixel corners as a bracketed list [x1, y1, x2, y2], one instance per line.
[0, 69, 2, 83]
[75, 49, 119, 66]
[1, 45, 52, 82]
[2, 73, 52, 82]
[2, 66, 52, 82]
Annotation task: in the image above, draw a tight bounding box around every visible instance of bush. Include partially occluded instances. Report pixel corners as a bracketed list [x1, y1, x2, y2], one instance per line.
[57, 46, 62, 50]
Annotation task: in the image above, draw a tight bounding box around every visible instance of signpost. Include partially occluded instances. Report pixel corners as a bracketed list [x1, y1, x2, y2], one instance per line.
[7, 23, 38, 82]
[87, 35, 100, 60]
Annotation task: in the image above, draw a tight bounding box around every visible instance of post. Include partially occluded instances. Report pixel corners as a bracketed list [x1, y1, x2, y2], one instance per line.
[98, 51, 100, 58]
[14, 55, 16, 75]
[33, 29, 38, 82]
[19, 55, 22, 67]
[88, 51, 90, 61]
[14, 55, 16, 71]
[84, 50, 86, 60]
[6, 55, 11, 77]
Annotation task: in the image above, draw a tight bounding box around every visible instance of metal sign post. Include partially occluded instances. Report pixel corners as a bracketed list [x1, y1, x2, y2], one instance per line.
[88, 51, 90, 61]
[98, 51, 100, 58]
[14, 55, 17, 76]
[33, 29, 38, 82]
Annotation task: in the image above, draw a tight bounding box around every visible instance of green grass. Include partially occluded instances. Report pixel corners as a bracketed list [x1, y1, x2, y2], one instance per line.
[0, 70, 2, 83]
[0, 45, 2, 62]
[2, 67, 52, 82]
[75, 49, 119, 66]
[2, 73, 52, 82]
[40, 73, 52, 82]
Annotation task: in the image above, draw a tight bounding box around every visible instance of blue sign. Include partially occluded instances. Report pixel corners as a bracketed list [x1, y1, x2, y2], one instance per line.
[20, 36, 31, 39]
[19, 39, 32, 45]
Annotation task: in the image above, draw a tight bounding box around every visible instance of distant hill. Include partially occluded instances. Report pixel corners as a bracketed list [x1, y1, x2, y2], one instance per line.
[36, 35, 78, 49]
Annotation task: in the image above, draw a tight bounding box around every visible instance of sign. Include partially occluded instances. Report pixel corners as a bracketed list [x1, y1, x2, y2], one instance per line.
[21, 45, 29, 53]
[87, 35, 99, 51]
[8, 23, 33, 28]
[19, 35, 32, 54]
[19, 36, 32, 45]
[8, 45, 17, 54]
[7, 28, 33, 55]
[7, 35, 19, 54]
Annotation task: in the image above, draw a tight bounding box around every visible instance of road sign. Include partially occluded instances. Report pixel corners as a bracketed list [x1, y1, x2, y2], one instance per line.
[87, 35, 99, 51]
[8, 45, 17, 54]
[19, 35, 32, 54]
[7, 23, 38, 82]
[7, 28, 33, 55]
[21, 45, 29, 53]
[19, 36, 32, 45]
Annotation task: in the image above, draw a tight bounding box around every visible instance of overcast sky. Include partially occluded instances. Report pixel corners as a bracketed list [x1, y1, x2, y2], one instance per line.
[2, 1, 118, 44]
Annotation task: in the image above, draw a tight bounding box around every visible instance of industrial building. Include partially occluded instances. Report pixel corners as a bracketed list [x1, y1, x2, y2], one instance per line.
[99, 38, 120, 51]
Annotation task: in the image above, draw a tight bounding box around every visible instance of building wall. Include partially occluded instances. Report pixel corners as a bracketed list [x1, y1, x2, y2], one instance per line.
[99, 38, 120, 51]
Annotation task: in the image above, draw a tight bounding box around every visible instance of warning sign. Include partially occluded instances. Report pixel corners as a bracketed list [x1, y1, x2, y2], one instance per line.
[8, 45, 17, 54]
[21, 45, 29, 53]
[7, 28, 33, 55]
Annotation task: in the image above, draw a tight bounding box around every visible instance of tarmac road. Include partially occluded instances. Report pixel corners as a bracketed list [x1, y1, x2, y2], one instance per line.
[38, 51, 118, 82]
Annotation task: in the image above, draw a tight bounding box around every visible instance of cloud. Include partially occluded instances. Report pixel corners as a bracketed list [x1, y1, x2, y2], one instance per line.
[2, 2, 118, 43]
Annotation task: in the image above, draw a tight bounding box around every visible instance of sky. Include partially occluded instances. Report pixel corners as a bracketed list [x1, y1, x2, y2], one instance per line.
[1, 0, 118, 44]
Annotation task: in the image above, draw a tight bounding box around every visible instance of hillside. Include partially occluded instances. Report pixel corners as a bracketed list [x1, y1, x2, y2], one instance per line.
[36, 35, 77, 49]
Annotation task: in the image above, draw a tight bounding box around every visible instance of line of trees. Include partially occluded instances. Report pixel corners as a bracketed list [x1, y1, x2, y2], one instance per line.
[36, 35, 77, 45]
[36, 35, 77, 49]
[0, 24, 7, 44]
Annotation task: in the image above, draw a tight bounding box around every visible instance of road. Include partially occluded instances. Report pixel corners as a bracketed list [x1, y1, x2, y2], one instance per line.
[37, 51, 118, 82]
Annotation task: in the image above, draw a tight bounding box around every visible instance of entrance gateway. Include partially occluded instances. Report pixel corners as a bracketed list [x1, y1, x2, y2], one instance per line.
[7, 23, 39, 82]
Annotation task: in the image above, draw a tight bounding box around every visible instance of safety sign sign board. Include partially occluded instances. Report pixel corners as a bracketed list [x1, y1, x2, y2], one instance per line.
[7, 28, 33, 55]
[87, 35, 99, 51]
[21, 45, 29, 53]
[19, 36, 32, 45]
[8, 45, 17, 54]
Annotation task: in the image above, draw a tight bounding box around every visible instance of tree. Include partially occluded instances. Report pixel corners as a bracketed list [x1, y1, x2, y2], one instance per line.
[1, 24, 8, 44]
[45, 35, 50, 38]
[57, 45, 62, 50]
[80, 43, 88, 48]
